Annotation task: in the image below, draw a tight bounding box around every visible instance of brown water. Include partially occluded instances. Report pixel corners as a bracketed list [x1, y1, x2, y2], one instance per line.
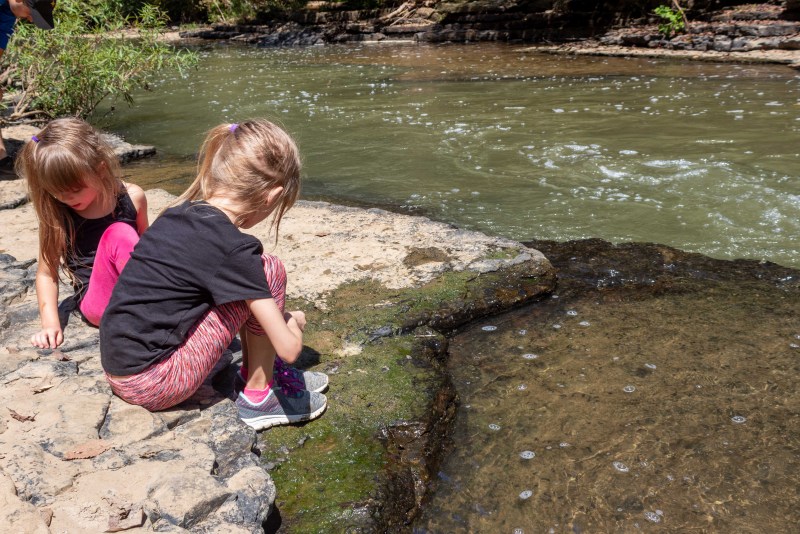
[416, 240, 800, 533]
[104, 43, 800, 268]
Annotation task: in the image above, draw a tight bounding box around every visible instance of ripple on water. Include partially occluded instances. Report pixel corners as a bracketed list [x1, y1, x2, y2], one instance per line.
[612, 461, 630, 473]
[644, 511, 662, 523]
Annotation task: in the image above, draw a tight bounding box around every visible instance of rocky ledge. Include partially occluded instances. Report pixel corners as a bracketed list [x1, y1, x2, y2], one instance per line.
[180, 1, 800, 69]
[0, 187, 555, 531]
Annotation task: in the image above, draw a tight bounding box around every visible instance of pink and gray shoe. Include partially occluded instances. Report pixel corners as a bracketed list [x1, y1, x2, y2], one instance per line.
[234, 357, 329, 396]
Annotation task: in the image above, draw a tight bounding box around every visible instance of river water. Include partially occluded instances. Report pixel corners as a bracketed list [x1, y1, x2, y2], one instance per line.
[104, 42, 800, 268]
[102, 43, 800, 532]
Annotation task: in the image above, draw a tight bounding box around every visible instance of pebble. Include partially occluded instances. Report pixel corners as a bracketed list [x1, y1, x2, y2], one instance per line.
[520, 450, 535, 459]
[612, 461, 629, 473]
[644, 511, 661, 523]
[731, 415, 746, 424]
[522, 353, 538, 360]
[519, 490, 533, 500]
[488, 423, 501, 431]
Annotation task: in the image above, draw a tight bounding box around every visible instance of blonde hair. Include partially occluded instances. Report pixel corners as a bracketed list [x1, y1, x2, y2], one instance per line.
[16, 117, 122, 284]
[176, 119, 301, 239]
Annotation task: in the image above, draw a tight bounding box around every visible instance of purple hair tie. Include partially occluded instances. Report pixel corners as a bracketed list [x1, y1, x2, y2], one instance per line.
[32, 135, 40, 143]
[230, 123, 238, 133]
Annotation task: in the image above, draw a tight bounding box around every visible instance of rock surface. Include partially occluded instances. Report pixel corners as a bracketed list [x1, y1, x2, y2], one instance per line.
[179, 0, 800, 68]
[0, 188, 552, 531]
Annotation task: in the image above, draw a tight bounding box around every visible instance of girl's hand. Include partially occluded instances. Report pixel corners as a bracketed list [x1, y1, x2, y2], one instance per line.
[31, 327, 63, 349]
[285, 310, 306, 331]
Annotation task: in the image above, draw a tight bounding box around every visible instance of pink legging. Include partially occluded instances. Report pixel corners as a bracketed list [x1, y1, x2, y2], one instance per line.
[105, 254, 287, 411]
[80, 222, 139, 326]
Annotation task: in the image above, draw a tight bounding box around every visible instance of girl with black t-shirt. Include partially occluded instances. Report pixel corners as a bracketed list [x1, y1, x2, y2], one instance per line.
[100, 120, 327, 430]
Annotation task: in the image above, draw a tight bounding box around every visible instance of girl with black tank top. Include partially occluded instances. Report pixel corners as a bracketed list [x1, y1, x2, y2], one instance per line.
[15, 118, 149, 349]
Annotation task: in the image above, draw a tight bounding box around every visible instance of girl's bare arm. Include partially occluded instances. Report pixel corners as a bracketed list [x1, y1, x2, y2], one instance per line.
[32, 259, 62, 348]
[124, 182, 149, 234]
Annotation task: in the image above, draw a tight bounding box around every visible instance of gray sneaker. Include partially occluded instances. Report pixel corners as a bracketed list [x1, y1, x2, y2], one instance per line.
[234, 359, 329, 395]
[236, 388, 327, 431]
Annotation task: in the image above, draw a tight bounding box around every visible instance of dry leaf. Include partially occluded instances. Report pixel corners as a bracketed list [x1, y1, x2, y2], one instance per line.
[63, 439, 112, 460]
[52, 350, 71, 361]
[105, 504, 145, 532]
[33, 384, 55, 394]
[39, 508, 53, 526]
[8, 408, 36, 422]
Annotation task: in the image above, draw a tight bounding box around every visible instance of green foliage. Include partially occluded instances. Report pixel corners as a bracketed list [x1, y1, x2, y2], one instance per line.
[653, 4, 685, 38]
[4, 0, 197, 119]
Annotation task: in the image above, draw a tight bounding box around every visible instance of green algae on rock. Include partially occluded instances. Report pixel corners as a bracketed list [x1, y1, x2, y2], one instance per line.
[259, 259, 556, 532]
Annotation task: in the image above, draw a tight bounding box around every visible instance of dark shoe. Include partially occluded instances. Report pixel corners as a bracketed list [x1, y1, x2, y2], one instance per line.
[0, 157, 16, 179]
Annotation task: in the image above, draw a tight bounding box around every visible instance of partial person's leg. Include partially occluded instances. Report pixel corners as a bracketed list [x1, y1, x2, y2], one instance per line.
[240, 254, 287, 397]
[105, 300, 250, 411]
[80, 223, 139, 325]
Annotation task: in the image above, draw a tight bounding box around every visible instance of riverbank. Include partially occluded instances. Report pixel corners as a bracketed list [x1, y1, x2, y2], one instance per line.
[178, 1, 800, 69]
[0, 179, 555, 530]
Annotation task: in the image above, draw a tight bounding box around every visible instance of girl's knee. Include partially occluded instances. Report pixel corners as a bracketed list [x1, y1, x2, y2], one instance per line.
[261, 253, 287, 278]
[103, 222, 139, 245]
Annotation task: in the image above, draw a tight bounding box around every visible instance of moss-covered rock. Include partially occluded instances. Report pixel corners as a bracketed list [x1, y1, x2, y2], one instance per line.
[260, 258, 556, 532]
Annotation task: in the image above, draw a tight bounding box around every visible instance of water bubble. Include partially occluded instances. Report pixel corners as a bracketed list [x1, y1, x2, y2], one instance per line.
[623, 385, 636, 393]
[522, 353, 539, 360]
[519, 490, 533, 499]
[551, 294, 559, 299]
[559, 442, 570, 448]
[790, 343, 799, 349]
[644, 511, 661, 523]
[579, 321, 591, 327]
[645, 363, 657, 369]
[731, 415, 747, 424]
[566, 310, 578, 316]
[520, 450, 535, 459]
[553, 324, 562, 330]
[612, 461, 629, 473]
[482, 325, 497, 332]
[488, 423, 501, 431]
[517, 384, 528, 391]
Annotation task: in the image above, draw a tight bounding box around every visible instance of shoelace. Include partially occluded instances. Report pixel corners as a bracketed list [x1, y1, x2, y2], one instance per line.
[274, 358, 305, 396]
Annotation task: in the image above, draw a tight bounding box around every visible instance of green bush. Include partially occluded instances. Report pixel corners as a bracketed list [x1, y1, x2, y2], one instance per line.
[4, 0, 197, 119]
[653, 4, 685, 38]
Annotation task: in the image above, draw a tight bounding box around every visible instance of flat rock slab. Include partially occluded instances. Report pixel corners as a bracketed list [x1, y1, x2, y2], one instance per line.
[1, 123, 156, 174]
[0, 189, 551, 530]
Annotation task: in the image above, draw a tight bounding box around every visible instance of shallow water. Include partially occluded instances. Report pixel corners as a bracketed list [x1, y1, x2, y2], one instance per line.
[415, 240, 800, 532]
[103, 43, 800, 267]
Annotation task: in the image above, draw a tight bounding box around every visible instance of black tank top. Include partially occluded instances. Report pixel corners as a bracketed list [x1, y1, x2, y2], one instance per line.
[65, 189, 138, 303]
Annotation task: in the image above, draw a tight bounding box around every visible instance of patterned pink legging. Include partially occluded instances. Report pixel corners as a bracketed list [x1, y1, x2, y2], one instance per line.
[80, 222, 139, 326]
[105, 254, 287, 411]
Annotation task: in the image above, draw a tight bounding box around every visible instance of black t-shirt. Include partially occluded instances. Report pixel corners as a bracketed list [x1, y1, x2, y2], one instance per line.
[65, 190, 138, 303]
[100, 200, 272, 375]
